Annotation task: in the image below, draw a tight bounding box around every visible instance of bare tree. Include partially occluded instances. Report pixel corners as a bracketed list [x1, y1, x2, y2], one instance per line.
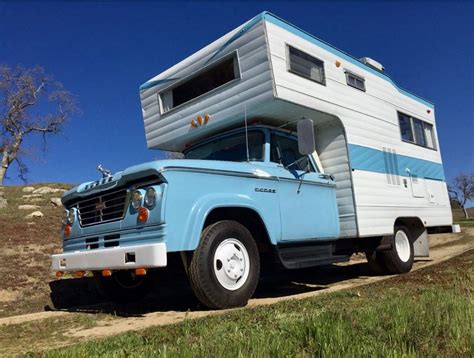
[0, 65, 78, 185]
[448, 173, 474, 220]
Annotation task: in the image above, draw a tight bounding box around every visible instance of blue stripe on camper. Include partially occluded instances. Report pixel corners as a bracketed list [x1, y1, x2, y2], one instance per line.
[348, 144, 445, 181]
[262, 12, 434, 109]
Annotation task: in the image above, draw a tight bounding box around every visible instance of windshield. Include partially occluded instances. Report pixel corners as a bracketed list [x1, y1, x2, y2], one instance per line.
[184, 130, 265, 162]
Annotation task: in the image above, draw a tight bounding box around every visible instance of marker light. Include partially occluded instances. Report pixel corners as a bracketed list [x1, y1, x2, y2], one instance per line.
[138, 207, 149, 223]
[64, 224, 72, 237]
[335, 60, 341, 68]
[204, 114, 210, 123]
[144, 187, 156, 208]
[197, 115, 203, 125]
[135, 268, 147, 276]
[132, 191, 142, 210]
[191, 119, 198, 128]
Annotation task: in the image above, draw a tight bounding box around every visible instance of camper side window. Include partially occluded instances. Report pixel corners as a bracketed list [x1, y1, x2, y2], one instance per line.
[287, 46, 325, 85]
[345, 70, 366, 91]
[159, 53, 240, 113]
[397, 112, 437, 150]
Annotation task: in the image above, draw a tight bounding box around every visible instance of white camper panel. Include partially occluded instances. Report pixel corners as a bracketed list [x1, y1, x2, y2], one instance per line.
[140, 17, 274, 151]
[139, 12, 452, 239]
[264, 15, 451, 236]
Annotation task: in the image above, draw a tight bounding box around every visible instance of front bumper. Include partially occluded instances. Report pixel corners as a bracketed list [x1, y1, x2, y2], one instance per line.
[51, 243, 167, 272]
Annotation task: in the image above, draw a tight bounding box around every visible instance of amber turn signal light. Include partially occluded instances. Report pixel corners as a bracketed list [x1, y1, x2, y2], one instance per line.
[138, 207, 149, 223]
[135, 268, 147, 276]
[64, 224, 72, 237]
[56, 271, 63, 278]
[74, 271, 85, 278]
[102, 269, 112, 277]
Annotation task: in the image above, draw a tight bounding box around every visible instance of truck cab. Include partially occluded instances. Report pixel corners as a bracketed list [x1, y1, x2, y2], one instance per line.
[52, 122, 340, 308]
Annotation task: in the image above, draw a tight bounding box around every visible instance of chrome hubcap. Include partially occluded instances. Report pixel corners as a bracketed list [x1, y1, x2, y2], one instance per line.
[213, 238, 250, 291]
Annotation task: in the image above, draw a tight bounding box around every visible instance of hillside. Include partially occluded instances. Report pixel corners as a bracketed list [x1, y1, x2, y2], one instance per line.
[0, 184, 79, 316]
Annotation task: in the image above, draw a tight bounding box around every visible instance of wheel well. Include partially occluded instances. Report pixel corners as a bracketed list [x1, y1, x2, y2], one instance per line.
[394, 217, 426, 241]
[203, 207, 273, 252]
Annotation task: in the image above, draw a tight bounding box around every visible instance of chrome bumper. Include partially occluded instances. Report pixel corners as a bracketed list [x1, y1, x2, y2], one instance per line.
[51, 243, 167, 271]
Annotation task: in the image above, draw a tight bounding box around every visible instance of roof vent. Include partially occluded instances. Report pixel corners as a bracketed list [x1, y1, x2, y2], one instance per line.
[359, 57, 385, 72]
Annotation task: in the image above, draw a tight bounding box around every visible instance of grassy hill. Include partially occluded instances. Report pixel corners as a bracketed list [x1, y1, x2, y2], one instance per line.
[0, 184, 74, 316]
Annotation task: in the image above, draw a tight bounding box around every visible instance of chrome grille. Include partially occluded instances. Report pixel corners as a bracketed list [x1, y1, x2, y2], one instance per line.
[76, 190, 128, 227]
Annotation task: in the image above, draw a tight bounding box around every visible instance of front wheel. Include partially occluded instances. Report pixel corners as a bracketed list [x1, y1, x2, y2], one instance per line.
[188, 220, 260, 309]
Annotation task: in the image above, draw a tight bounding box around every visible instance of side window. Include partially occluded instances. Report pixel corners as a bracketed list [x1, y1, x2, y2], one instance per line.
[271, 134, 315, 172]
[398, 113, 414, 142]
[287, 46, 325, 85]
[345, 70, 366, 91]
[184, 131, 264, 162]
[397, 112, 437, 150]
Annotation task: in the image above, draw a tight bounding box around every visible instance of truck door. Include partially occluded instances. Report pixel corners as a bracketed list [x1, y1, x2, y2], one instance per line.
[271, 133, 339, 242]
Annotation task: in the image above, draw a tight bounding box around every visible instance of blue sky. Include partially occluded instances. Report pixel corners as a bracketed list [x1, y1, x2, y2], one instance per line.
[0, 1, 473, 186]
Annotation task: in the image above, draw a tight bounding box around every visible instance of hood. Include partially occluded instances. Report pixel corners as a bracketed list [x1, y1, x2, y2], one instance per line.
[62, 159, 272, 204]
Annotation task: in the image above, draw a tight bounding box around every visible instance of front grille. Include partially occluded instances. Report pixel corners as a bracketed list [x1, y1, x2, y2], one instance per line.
[76, 190, 128, 227]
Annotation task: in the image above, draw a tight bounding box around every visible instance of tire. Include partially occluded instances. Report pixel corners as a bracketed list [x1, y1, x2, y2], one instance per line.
[381, 226, 414, 274]
[188, 220, 260, 309]
[93, 270, 155, 303]
[365, 250, 388, 274]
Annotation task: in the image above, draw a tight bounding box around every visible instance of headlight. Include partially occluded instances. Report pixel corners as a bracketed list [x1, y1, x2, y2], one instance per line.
[63, 209, 69, 225]
[64, 208, 75, 225]
[144, 188, 156, 208]
[132, 190, 142, 210]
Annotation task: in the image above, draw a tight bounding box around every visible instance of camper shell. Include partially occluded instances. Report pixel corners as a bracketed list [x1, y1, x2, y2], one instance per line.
[140, 11, 451, 240]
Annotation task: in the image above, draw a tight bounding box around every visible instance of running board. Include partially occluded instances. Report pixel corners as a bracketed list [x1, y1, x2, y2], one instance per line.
[276, 243, 350, 269]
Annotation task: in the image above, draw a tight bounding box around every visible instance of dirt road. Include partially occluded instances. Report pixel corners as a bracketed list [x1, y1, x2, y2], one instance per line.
[0, 228, 472, 349]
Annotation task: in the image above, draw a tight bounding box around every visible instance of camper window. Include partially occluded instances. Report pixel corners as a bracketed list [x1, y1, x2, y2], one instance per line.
[345, 70, 366, 91]
[184, 130, 264, 162]
[397, 112, 437, 150]
[287, 46, 325, 85]
[159, 53, 239, 113]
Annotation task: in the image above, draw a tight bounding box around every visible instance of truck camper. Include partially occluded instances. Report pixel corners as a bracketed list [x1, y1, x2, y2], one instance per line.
[52, 12, 455, 309]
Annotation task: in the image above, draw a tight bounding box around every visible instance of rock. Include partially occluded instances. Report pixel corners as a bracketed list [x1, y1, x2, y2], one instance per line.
[22, 194, 43, 200]
[28, 198, 44, 203]
[25, 211, 43, 219]
[18, 204, 41, 210]
[33, 187, 66, 194]
[50, 198, 63, 207]
[22, 186, 36, 193]
[0, 198, 7, 209]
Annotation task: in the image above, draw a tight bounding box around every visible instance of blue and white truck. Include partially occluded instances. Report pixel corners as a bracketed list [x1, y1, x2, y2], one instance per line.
[51, 12, 455, 309]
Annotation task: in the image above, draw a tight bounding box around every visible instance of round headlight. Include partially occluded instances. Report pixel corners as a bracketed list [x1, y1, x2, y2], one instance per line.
[63, 209, 70, 225]
[67, 208, 75, 225]
[144, 187, 156, 208]
[132, 190, 142, 210]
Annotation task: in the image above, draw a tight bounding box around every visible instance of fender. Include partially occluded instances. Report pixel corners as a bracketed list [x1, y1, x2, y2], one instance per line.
[168, 193, 280, 252]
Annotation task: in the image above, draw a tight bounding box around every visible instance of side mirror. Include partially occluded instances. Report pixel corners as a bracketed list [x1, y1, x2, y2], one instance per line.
[297, 118, 315, 155]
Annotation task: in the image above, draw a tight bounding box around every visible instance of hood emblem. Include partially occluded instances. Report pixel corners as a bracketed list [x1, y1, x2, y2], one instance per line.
[95, 199, 106, 211]
[97, 164, 112, 178]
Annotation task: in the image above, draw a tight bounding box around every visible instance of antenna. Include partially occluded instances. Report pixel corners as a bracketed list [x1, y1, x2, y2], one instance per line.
[244, 103, 250, 162]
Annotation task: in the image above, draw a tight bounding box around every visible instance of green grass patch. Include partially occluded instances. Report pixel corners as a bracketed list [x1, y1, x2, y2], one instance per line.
[456, 219, 474, 227]
[46, 251, 473, 357]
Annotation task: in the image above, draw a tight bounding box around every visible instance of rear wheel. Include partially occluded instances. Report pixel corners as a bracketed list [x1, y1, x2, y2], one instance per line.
[93, 270, 155, 303]
[381, 226, 414, 274]
[188, 220, 260, 309]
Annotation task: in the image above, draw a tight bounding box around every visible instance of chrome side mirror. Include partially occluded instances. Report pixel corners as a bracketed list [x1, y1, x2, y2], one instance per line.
[297, 118, 315, 155]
